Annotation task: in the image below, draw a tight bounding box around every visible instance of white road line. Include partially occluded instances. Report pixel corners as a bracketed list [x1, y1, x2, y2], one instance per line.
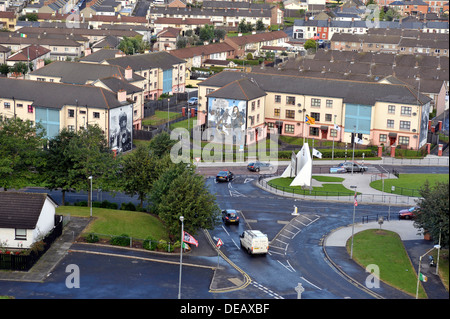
[275, 238, 288, 245]
[280, 234, 292, 239]
[231, 238, 240, 249]
[277, 260, 293, 272]
[286, 260, 296, 272]
[221, 225, 230, 236]
[284, 229, 296, 235]
[301, 276, 322, 290]
[290, 224, 300, 230]
[268, 250, 284, 256]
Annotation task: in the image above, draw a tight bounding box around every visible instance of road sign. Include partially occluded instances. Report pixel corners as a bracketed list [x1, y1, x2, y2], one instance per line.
[216, 238, 223, 248]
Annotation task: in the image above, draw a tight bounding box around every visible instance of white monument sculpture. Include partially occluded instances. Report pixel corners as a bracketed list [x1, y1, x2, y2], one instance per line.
[281, 142, 312, 187]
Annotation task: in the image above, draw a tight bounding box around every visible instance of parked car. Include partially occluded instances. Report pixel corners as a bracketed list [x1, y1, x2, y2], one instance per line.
[216, 170, 234, 182]
[188, 97, 198, 105]
[398, 207, 418, 220]
[329, 166, 346, 173]
[222, 209, 240, 224]
[338, 162, 368, 172]
[247, 162, 273, 172]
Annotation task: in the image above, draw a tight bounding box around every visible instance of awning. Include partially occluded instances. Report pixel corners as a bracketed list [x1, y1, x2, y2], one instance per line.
[388, 132, 397, 137]
[320, 125, 329, 131]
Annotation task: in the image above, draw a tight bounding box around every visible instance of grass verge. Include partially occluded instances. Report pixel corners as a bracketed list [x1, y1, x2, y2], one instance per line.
[268, 177, 358, 196]
[370, 174, 449, 197]
[56, 206, 169, 241]
[347, 229, 427, 298]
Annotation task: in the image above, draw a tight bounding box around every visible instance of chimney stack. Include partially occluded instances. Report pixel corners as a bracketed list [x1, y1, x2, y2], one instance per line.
[117, 89, 127, 102]
[125, 66, 133, 80]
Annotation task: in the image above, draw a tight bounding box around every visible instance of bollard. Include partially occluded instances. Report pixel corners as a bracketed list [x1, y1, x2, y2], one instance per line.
[438, 144, 443, 156]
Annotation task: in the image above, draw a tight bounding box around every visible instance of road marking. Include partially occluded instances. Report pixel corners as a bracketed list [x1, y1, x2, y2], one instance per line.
[221, 225, 230, 236]
[231, 238, 240, 249]
[301, 276, 322, 290]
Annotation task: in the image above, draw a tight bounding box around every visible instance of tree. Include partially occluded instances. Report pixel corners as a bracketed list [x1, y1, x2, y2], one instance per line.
[148, 131, 176, 158]
[256, 20, 265, 31]
[199, 24, 215, 43]
[0, 64, 9, 76]
[414, 181, 449, 248]
[41, 128, 77, 205]
[118, 36, 150, 55]
[0, 117, 46, 190]
[64, 125, 118, 208]
[151, 164, 220, 239]
[238, 19, 249, 33]
[304, 39, 317, 52]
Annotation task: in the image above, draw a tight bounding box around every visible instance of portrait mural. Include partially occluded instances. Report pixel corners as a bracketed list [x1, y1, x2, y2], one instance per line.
[207, 98, 247, 144]
[109, 104, 133, 153]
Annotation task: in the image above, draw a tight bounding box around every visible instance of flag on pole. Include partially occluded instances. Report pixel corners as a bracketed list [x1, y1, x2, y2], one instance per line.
[333, 123, 341, 131]
[312, 148, 322, 158]
[20, 33, 27, 38]
[354, 192, 358, 207]
[182, 242, 190, 250]
[355, 136, 364, 144]
[183, 231, 198, 247]
[305, 115, 315, 125]
[419, 273, 428, 282]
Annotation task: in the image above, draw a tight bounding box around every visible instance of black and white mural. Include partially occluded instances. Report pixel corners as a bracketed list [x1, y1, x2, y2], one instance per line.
[109, 105, 133, 153]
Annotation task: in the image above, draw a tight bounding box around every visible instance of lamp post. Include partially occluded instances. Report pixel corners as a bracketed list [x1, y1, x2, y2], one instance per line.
[88, 176, 93, 218]
[178, 215, 184, 299]
[416, 245, 441, 299]
[350, 185, 357, 259]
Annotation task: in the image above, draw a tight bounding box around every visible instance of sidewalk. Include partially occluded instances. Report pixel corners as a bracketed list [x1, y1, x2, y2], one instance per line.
[323, 220, 449, 299]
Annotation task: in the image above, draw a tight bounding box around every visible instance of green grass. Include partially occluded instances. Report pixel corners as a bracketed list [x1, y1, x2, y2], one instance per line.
[268, 177, 358, 196]
[347, 229, 427, 298]
[370, 174, 449, 197]
[56, 206, 169, 241]
[311, 175, 344, 182]
[142, 111, 181, 126]
[170, 117, 197, 130]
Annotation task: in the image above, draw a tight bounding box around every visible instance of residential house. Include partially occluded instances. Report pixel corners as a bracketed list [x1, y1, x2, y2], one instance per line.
[105, 51, 187, 100]
[196, 71, 432, 150]
[79, 48, 126, 63]
[224, 30, 289, 58]
[0, 192, 58, 250]
[389, 0, 430, 15]
[27, 61, 146, 129]
[155, 27, 181, 52]
[0, 10, 16, 30]
[0, 77, 135, 152]
[0, 44, 11, 64]
[6, 44, 51, 71]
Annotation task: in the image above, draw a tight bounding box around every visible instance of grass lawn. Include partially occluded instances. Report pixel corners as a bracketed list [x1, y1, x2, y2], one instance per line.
[170, 117, 197, 130]
[370, 174, 449, 197]
[268, 177, 358, 196]
[142, 111, 181, 126]
[56, 206, 169, 241]
[347, 229, 427, 298]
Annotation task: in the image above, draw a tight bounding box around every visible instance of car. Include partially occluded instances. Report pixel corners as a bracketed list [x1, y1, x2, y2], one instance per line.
[247, 162, 273, 172]
[337, 162, 368, 172]
[329, 166, 346, 173]
[187, 97, 198, 106]
[398, 207, 417, 220]
[216, 170, 234, 182]
[240, 230, 269, 255]
[222, 209, 240, 224]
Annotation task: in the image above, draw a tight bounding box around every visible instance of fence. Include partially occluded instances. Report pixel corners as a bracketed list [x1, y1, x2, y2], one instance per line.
[0, 215, 63, 271]
[258, 178, 418, 206]
[381, 157, 449, 166]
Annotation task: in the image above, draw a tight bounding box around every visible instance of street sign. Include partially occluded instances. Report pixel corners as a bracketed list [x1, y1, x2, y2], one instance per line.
[216, 238, 223, 248]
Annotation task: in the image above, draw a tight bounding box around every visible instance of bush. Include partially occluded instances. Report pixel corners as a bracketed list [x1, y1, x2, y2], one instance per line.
[85, 233, 99, 243]
[157, 240, 168, 251]
[120, 202, 136, 211]
[110, 234, 130, 247]
[143, 237, 158, 251]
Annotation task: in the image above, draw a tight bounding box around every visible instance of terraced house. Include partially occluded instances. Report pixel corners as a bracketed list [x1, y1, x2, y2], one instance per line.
[196, 71, 432, 150]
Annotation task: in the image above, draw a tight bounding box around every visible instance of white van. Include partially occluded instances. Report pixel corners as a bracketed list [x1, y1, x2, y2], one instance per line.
[240, 230, 269, 255]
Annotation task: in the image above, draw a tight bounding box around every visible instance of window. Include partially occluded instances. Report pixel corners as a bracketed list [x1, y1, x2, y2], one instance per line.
[401, 106, 412, 116]
[379, 134, 387, 143]
[309, 127, 319, 136]
[267, 122, 274, 129]
[399, 136, 410, 145]
[251, 101, 255, 111]
[311, 98, 321, 107]
[326, 100, 333, 108]
[387, 119, 394, 128]
[285, 110, 295, 119]
[310, 112, 320, 122]
[68, 125, 75, 131]
[274, 95, 281, 103]
[206, 88, 214, 94]
[4, 102, 10, 108]
[286, 96, 295, 105]
[27, 105, 33, 113]
[325, 114, 332, 122]
[93, 112, 100, 119]
[330, 129, 337, 137]
[68, 109, 75, 118]
[17, 103, 23, 108]
[285, 124, 295, 134]
[388, 105, 395, 114]
[274, 108, 280, 117]
[15, 229, 27, 240]
[400, 120, 411, 130]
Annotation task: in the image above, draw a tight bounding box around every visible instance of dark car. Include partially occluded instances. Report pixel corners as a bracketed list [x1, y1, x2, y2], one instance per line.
[398, 207, 417, 220]
[222, 209, 240, 224]
[216, 170, 234, 182]
[247, 162, 273, 172]
[338, 162, 368, 172]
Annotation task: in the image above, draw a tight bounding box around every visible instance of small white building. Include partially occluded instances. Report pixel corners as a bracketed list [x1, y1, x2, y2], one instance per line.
[0, 192, 58, 249]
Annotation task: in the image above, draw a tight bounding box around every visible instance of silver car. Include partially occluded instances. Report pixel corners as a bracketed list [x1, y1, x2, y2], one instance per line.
[338, 162, 368, 172]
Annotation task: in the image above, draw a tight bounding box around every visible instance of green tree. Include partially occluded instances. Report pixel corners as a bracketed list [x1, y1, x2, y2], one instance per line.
[11, 62, 28, 75]
[151, 164, 220, 239]
[199, 24, 215, 43]
[414, 181, 449, 248]
[304, 39, 317, 51]
[256, 20, 265, 31]
[118, 36, 150, 55]
[238, 19, 248, 33]
[149, 131, 176, 158]
[41, 128, 77, 205]
[64, 125, 118, 209]
[0, 117, 46, 190]
[0, 64, 9, 76]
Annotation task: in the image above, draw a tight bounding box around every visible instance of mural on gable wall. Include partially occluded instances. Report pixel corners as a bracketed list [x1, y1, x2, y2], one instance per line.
[207, 97, 247, 144]
[109, 104, 133, 153]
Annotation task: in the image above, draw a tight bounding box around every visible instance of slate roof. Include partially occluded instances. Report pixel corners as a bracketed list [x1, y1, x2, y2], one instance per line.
[0, 192, 58, 229]
[79, 49, 125, 63]
[7, 45, 51, 62]
[199, 71, 432, 106]
[0, 77, 127, 110]
[106, 51, 185, 71]
[206, 77, 267, 101]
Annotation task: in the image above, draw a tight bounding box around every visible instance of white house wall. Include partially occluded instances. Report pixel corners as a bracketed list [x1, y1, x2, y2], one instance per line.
[32, 198, 57, 246]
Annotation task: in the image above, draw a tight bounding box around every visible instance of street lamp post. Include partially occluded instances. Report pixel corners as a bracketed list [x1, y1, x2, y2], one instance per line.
[88, 176, 93, 218]
[350, 185, 357, 259]
[416, 245, 441, 299]
[178, 215, 184, 299]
